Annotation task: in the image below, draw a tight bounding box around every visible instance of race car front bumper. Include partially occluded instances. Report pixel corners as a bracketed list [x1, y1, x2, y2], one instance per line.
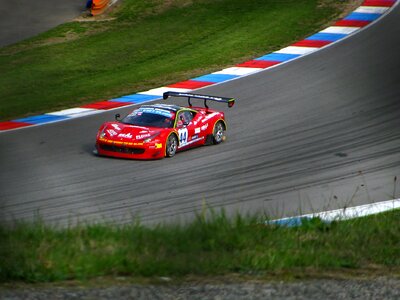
[95, 139, 164, 160]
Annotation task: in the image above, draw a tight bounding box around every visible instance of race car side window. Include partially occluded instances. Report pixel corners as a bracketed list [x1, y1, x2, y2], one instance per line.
[182, 111, 194, 123]
[176, 110, 196, 128]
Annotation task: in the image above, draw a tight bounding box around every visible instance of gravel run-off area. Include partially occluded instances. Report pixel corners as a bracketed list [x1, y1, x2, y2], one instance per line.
[1, 277, 400, 300]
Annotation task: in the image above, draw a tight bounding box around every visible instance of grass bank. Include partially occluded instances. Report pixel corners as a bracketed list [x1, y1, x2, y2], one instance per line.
[1, 209, 399, 283]
[0, 0, 359, 121]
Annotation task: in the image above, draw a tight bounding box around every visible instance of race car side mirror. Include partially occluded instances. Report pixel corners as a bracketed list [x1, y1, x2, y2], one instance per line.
[115, 114, 121, 121]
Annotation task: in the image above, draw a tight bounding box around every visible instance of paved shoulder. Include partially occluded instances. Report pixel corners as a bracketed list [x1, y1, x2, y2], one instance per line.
[0, 0, 85, 47]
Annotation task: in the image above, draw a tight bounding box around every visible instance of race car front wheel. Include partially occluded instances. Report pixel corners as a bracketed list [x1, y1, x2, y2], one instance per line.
[166, 134, 178, 157]
[213, 121, 225, 144]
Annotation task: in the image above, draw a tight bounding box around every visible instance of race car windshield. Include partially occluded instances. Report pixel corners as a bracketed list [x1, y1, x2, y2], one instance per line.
[121, 111, 174, 128]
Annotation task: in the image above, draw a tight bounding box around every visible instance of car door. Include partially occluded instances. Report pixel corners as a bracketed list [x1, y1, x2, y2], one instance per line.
[176, 110, 200, 149]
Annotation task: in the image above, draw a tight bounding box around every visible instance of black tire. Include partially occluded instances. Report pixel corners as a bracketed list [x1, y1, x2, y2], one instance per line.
[212, 121, 225, 144]
[166, 134, 178, 157]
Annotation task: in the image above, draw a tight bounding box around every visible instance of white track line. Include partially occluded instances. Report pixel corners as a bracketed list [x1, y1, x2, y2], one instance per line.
[268, 199, 400, 226]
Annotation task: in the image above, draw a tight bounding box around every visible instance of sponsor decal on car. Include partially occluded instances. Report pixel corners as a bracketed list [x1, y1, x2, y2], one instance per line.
[138, 107, 173, 118]
[111, 124, 121, 131]
[107, 129, 117, 136]
[99, 138, 144, 146]
[201, 112, 219, 123]
[118, 133, 133, 139]
[136, 133, 151, 140]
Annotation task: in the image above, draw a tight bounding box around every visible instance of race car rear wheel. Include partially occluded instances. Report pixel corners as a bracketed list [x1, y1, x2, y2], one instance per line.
[213, 121, 225, 144]
[166, 134, 178, 157]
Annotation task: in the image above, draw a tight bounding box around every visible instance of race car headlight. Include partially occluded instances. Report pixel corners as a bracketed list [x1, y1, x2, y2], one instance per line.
[99, 127, 107, 139]
[143, 132, 161, 143]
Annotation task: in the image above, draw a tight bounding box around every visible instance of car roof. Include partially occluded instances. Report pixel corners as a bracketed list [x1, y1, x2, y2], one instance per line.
[140, 104, 193, 113]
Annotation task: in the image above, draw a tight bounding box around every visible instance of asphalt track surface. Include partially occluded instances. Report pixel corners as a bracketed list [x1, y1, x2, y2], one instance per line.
[1, 6, 400, 226]
[0, 0, 84, 47]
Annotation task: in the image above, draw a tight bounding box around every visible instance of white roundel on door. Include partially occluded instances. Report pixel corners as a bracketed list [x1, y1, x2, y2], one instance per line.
[178, 128, 188, 146]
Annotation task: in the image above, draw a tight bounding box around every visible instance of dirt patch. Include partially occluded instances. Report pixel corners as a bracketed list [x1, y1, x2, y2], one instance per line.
[316, 0, 364, 32]
[319, 0, 364, 18]
[39, 31, 82, 46]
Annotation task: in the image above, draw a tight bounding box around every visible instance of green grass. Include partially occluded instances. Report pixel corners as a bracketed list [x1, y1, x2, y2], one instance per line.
[1, 209, 399, 283]
[0, 0, 354, 121]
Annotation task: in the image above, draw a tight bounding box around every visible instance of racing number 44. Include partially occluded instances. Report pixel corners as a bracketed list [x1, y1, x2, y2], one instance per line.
[178, 128, 188, 145]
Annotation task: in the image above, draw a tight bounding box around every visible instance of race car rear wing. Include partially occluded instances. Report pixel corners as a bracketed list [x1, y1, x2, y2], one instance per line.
[163, 91, 235, 109]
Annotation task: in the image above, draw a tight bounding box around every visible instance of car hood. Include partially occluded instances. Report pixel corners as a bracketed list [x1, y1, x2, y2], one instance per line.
[100, 122, 161, 142]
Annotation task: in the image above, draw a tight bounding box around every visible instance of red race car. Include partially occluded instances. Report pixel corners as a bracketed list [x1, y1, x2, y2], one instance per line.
[94, 92, 235, 160]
